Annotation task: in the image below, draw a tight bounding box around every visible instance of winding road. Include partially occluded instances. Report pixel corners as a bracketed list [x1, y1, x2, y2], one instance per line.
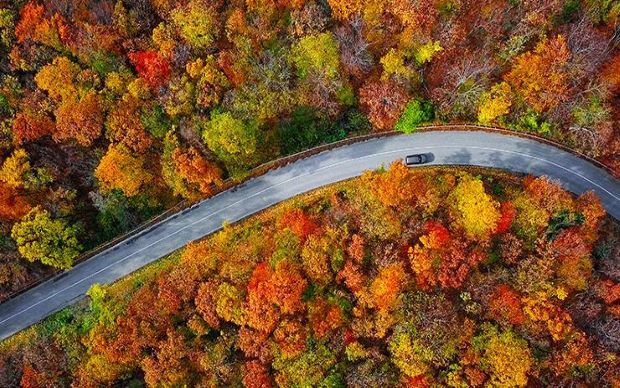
[0, 130, 619, 340]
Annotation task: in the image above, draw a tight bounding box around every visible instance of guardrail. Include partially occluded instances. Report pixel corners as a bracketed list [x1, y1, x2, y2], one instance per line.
[1, 124, 615, 303]
[427, 123, 614, 176]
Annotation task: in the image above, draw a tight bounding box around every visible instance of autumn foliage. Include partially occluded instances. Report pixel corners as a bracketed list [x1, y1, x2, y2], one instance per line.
[505, 36, 571, 112]
[128, 51, 171, 90]
[172, 147, 222, 196]
[12, 111, 54, 145]
[488, 285, 526, 325]
[277, 207, 319, 242]
[0, 0, 619, 304]
[359, 79, 409, 131]
[0, 0, 619, 384]
[1, 167, 615, 387]
[449, 174, 500, 240]
[94, 145, 153, 197]
[0, 183, 30, 220]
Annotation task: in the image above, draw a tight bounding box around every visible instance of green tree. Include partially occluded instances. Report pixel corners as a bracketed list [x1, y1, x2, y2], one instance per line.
[11, 207, 81, 269]
[161, 131, 192, 199]
[141, 105, 172, 139]
[395, 99, 434, 133]
[278, 106, 346, 154]
[0, 9, 15, 55]
[93, 190, 137, 242]
[272, 342, 337, 387]
[202, 111, 259, 174]
[514, 110, 552, 134]
[85, 283, 117, 328]
[572, 94, 611, 130]
[227, 51, 294, 123]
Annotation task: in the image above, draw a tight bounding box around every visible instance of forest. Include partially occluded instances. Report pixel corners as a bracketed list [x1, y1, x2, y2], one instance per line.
[0, 164, 618, 386]
[0, 0, 619, 299]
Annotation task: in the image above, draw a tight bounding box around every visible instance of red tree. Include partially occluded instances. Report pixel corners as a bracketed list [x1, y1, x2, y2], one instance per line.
[488, 284, 525, 325]
[243, 360, 273, 388]
[359, 79, 409, 131]
[129, 51, 172, 90]
[0, 183, 30, 221]
[12, 112, 54, 145]
[495, 202, 516, 234]
[410, 235, 486, 290]
[246, 263, 280, 332]
[423, 220, 450, 248]
[277, 208, 318, 243]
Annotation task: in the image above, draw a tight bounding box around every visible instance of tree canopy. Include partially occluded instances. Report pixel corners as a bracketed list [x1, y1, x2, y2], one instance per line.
[11, 206, 81, 269]
[1, 167, 615, 387]
[0, 0, 619, 341]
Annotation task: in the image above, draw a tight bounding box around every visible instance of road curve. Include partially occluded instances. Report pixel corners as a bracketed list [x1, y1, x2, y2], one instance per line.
[1, 130, 619, 340]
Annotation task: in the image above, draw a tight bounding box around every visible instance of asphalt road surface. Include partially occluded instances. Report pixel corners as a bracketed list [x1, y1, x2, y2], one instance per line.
[1, 130, 619, 340]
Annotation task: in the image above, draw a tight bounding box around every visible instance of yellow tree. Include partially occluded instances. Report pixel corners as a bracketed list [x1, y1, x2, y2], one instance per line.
[388, 329, 433, 378]
[171, 0, 219, 50]
[477, 82, 513, 125]
[186, 57, 230, 109]
[326, 0, 364, 21]
[473, 325, 533, 387]
[380, 49, 416, 81]
[34, 56, 80, 102]
[0, 148, 31, 189]
[413, 41, 443, 65]
[290, 32, 341, 79]
[448, 174, 500, 240]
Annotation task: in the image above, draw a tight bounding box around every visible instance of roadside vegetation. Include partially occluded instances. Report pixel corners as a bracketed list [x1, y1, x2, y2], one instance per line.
[0, 0, 619, 298]
[1, 165, 618, 387]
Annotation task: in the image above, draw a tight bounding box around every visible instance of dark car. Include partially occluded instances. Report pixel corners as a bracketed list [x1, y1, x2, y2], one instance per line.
[404, 153, 429, 166]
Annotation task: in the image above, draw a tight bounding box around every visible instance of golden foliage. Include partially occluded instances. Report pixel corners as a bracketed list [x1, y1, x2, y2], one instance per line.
[94, 145, 153, 197]
[505, 35, 570, 112]
[0, 148, 30, 189]
[449, 174, 500, 240]
[477, 82, 512, 124]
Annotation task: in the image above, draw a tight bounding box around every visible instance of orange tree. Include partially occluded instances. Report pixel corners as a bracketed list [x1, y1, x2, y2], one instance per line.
[94, 145, 154, 197]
